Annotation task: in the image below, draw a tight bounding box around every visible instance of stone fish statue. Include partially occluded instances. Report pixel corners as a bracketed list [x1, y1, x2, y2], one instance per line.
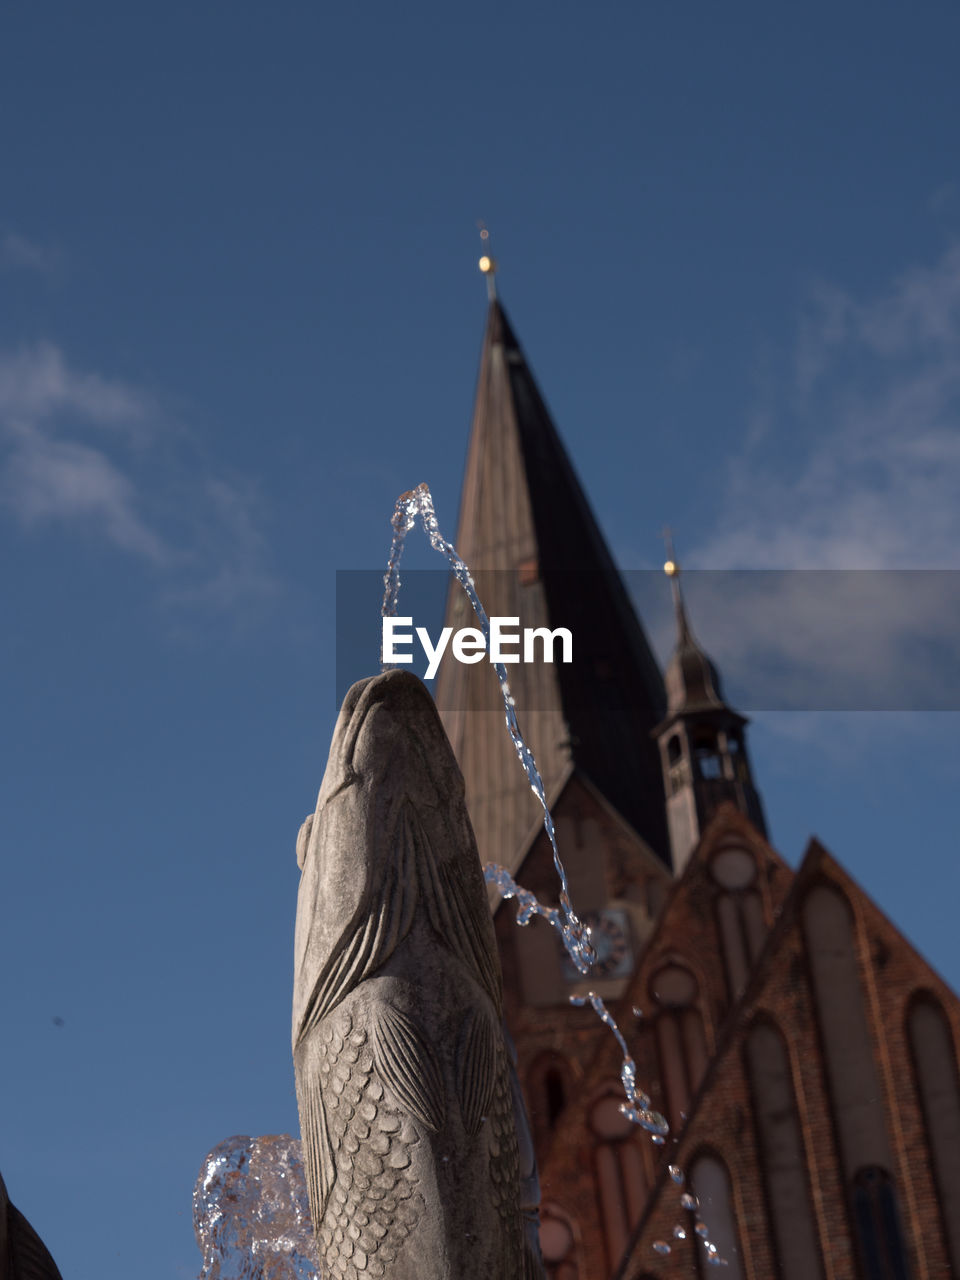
[293, 669, 544, 1279]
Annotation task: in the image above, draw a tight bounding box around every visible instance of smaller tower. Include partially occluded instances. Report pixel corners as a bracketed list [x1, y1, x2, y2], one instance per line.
[654, 544, 766, 874]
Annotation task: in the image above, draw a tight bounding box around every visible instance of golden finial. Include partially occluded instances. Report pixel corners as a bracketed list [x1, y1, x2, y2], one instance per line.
[662, 526, 679, 578]
[662, 526, 690, 640]
[477, 221, 497, 300]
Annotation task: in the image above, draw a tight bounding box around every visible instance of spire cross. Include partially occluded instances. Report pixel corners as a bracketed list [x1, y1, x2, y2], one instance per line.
[477, 221, 498, 300]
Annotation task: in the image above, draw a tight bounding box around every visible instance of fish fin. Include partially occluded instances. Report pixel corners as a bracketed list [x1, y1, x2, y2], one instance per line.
[295, 802, 420, 1045]
[298, 1072, 337, 1234]
[456, 1006, 499, 1137]
[373, 1003, 445, 1133]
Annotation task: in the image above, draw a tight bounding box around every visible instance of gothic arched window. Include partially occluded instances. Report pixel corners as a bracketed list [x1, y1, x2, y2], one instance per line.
[744, 1020, 823, 1279]
[851, 1166, 910, 1280]
[666, 733, 685, 794]
[802, 885, 894, 1176]
[545, 1068, 566, 1127]
[527, 1052, 573, 1149]
[710, 846, 766, 1001]
[688, 1152, 745, 1279]
[589, 1091, 649, 1271]
[650, 963, 708, 1130]
[907, 993, 960, 1269]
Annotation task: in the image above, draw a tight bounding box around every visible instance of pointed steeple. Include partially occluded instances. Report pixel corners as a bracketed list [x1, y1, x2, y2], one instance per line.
[435, 298, 671, 876]
[662, 540, 726, 716]
[654, 548, 767, 873]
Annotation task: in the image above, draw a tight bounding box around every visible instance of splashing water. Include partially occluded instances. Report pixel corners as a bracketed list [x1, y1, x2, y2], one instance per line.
[194, 1135, 318, 1280]
[381, 483, 731, 1265]
[568, 991, 668, 1137]
[381, 483, 594, 975]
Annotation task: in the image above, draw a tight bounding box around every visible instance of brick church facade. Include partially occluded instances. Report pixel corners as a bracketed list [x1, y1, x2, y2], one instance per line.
[433, 294, 960, 1279]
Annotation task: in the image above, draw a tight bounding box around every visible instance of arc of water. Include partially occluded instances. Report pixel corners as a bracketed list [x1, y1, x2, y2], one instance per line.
[381, 482, 594, 976]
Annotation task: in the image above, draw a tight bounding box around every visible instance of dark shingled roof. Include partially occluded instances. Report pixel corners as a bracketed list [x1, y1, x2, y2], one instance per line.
[435, 299, 671, 872]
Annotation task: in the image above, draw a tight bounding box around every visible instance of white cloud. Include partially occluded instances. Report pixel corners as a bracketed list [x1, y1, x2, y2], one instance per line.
[700, 243, 960, 572]
[0, 230, 59, 276]
[2, 425, 168, 563]
[163, 476, 281, 612]
[0, 341, 280, 611]
[641, 245, 960, 723]
[0, 342, 150, 433]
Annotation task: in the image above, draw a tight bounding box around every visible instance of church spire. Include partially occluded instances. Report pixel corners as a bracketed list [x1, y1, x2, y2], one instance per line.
[654, 542, 767, 873]
[434, 293, 671, 877]
[663, 529, 694, 648]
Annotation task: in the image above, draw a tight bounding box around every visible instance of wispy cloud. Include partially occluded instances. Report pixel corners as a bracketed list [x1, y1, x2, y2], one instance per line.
[700, 243, 960, 572]
[2, 424, 168, 563]
[1, 229, 60, 277]
[0, 342, 150, 434]
[0, 341, 280, 612]
[163, 475, 281, 612]
[633, 245, 960, 731]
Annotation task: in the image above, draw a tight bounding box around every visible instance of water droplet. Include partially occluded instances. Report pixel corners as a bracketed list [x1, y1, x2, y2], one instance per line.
[680, 1193, 699, 1211]
[669, 1164, 684, 1185]
[652, 1134, 666, 1145]
[673, 1225, 687, 1240]
[632, 1006, 644, 1019]
[652, 1240, 671, 1256]
[695, 1220, 709, 1238]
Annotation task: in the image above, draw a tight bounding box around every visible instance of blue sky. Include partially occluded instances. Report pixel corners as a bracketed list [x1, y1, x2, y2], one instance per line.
[1, 3, 959, 1277]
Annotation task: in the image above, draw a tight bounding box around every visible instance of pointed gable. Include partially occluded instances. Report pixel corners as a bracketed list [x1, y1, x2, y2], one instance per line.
[528, 808, 792, 1276]
[614, 840, 960, 1278]
[435, 300, 670, 876]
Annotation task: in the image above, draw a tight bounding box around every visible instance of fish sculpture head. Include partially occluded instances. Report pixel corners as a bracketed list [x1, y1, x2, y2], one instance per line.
[293, 669, 499, 1046]
[309, 667, 458, 853]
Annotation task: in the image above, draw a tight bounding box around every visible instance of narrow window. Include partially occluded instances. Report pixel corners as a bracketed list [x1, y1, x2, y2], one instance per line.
[745, 1021, 823, 1278]
[694, 733, 724, 779]
[688, 1154, 745, 1279]
[666, 733, 685, 794]
[651, 964, 706, 1129]
[908, 995, 960, 1269]
[851, 1166, 910, 1280]
[545, 1069, 566, 1127]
